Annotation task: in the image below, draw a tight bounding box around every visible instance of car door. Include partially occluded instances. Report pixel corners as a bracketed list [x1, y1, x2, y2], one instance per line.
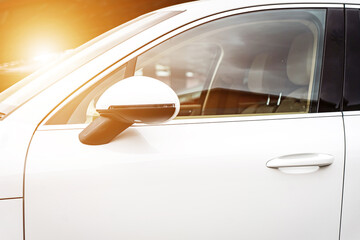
[24, 5, 345, 240]
[339, 5, 360, 240]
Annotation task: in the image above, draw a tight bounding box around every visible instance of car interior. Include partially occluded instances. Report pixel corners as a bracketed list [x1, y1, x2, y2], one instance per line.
[46, 10, 324, 124]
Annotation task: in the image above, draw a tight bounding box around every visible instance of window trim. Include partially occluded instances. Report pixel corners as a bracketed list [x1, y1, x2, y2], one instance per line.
[317, 8, 345, 113]
[342, 7, 360, 112]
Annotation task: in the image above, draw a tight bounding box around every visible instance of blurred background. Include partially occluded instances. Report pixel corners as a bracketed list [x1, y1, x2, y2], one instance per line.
[0, 0, 192, 92]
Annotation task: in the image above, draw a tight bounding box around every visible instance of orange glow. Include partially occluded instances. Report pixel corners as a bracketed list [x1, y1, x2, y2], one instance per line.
[0, 0, 193, 92]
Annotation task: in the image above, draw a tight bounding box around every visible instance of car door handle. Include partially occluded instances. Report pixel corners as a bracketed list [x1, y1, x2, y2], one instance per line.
[266, 153, 334, 168]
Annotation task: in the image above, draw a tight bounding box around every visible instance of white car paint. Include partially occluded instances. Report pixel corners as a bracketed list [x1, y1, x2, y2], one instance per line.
[340, 112, 360, 240]
[0, 0, 358, 239]
[0, 199, 23, 240]
[25, 113, 344, 240]
[96, 76, 180, 120]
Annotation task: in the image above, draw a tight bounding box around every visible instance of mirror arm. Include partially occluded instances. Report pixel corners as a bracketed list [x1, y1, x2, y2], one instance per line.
[79, 116, 132, 145]
[79, 104, 177, 145]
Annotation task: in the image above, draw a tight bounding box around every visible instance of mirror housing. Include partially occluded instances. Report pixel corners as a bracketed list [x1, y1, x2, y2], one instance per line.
[79, 76, 180, 145]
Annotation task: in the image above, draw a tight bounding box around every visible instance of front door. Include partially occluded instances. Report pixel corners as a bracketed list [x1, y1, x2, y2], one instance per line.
[24, 6, 345, 240]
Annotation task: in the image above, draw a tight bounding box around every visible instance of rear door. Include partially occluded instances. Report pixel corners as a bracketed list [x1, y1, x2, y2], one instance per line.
[25, 5, 345, 240]
[339, 5, 360, 240]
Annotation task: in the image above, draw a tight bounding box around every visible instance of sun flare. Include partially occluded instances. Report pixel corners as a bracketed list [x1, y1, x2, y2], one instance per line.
[30, 44, 59, 63]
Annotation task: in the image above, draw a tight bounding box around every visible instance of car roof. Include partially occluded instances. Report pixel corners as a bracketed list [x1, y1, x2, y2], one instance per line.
[160, 0, 358, 14]
[153, 0, 354, 34]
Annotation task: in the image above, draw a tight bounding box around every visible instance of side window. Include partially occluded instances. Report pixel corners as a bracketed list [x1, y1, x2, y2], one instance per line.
[343, 8, 360, 111]
[135, 42, 222, 116]
[47, 9, 326, 125]
[46, 65, 126, 125]
[135, 9, 326, 117]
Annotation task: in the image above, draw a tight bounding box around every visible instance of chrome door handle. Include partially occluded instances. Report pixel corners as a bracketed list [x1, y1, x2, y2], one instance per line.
[266, 153, 334, 168]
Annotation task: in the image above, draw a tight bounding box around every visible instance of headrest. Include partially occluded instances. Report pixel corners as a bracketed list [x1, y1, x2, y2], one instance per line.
[247, 53, 268, 93]
[287, 33, 314, 86]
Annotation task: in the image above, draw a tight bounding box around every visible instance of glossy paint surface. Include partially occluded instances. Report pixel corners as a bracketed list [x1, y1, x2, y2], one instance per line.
[25, 114, 344, 239]
[0, 199, 23, 240]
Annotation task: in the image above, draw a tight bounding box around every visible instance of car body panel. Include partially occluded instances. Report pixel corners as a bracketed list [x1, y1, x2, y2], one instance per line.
[341, 113, 360, 240]
[0, 199, 23, 240]
[25, 113, 344, 239]
[0, 114, 37, 237]
[0, 121, 28, 198]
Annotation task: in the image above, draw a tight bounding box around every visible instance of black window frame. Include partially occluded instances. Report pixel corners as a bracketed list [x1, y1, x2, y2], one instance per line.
[343, 8, 360, 111]
[318, 8, 345, 113]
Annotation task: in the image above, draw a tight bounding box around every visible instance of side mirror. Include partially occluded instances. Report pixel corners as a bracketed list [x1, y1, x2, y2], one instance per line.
[79, 76, 180, 145]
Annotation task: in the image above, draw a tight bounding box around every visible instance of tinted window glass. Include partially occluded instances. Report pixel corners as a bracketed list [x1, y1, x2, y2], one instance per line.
[136, 9, 326, 117]
[343, 9, 360, 111]
[47, 65, 126, 124]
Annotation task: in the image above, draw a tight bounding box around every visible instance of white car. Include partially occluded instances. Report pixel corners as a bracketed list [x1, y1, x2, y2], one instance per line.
[1, 0, 360, 239]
